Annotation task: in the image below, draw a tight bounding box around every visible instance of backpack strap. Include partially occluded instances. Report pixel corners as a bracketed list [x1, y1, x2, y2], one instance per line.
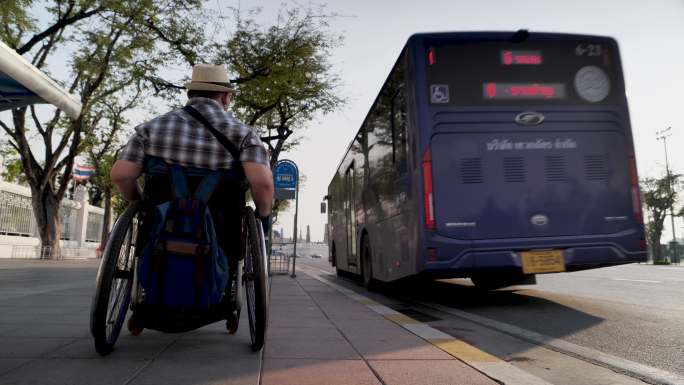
[193, 171, 223, 204]
[183, 105, 243, 172]
[168, 164, 190, 199]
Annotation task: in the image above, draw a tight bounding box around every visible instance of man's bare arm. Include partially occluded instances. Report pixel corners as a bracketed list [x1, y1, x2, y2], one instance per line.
[111, 160, 143, 201]
[243, 161, 274, 217]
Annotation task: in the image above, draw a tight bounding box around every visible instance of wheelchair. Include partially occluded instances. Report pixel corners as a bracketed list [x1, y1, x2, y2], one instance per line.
[89, 159, 269, 356]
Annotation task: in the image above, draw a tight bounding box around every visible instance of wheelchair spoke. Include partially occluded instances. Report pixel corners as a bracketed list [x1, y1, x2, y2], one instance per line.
[117, 227, 133, 270]
[91, 202, 140, 356]
[113, 269, 133, 280]
[105, 280, 124, 330]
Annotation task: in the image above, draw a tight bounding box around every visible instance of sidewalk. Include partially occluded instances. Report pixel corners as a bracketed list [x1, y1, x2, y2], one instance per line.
[262, 273, 500, 385]
[0, 259, 261, 385]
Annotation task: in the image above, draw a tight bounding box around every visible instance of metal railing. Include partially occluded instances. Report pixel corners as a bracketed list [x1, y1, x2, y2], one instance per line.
[60, 203, 78, 240]
[0, 181, 105, 259]
[0, 190, 35, 236]
[86, 211, 104, 242]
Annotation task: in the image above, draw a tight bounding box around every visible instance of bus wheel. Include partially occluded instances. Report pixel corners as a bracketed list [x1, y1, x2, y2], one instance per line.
[361, 238, 375, 290]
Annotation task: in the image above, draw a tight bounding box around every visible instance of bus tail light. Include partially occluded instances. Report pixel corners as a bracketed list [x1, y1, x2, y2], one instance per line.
[628, 154, 643, 223]
[634, 239, 647, 252]
[427, 247, 438, 262]
[423, 147, 436, 230]
[428, 46, 436, 65]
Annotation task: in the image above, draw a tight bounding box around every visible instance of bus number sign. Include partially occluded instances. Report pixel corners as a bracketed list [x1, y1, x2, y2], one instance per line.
[575, 44, 603, 57]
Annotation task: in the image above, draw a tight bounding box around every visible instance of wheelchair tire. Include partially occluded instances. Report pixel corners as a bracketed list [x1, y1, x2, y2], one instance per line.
[90, 202, 140, 356]
[243, 207, 268, 352]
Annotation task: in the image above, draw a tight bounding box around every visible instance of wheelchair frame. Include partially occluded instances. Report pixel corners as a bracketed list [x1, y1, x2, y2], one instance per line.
[90, 202, 268, 356]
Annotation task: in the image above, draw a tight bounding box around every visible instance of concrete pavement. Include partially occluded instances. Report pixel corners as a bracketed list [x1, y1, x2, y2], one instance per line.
[0, 258, 552, 385]
[0, 259, 261, 385]
[263, 273, 501, 385]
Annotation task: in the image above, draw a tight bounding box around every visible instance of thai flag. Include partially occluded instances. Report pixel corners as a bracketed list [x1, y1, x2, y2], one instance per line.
[72, 164, 95, 182]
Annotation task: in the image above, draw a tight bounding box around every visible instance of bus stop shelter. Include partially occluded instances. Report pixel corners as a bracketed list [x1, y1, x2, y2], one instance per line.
[0, 40, 81, 117]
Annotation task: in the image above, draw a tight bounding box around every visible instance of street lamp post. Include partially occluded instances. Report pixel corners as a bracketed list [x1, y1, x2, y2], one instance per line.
[656, 126, 677, 262]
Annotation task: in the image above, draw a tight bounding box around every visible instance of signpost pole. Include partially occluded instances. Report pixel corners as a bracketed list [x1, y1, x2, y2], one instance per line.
[291, 182, 299, 278]
[272, 159, 299, 278]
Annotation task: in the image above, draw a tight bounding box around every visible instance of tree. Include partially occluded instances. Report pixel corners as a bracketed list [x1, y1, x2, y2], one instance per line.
[84, 91, 141, 247]
[218, 5, 345, 168]
[642, 173, 682, 262]
[0, 147, 26, 184]
[0, 0, 207, 258]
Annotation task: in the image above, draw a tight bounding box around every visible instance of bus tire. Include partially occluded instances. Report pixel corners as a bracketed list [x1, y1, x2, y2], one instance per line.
[361, 237, 376, 290]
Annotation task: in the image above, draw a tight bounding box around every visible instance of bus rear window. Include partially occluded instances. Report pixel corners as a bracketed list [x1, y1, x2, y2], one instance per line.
[425, 39, 622, 106]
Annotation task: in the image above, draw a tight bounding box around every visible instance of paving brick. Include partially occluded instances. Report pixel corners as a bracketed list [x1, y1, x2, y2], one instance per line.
[351, 334, 453, 360]
[266, 325, 345, 341]
[261, 359, 381, 385]
[369, 360, 500, 385]
[265, 338, 360, 360]
[0, 358, 147, 385]
[0, 337, 76, 358]
[0, 358, 30, 376]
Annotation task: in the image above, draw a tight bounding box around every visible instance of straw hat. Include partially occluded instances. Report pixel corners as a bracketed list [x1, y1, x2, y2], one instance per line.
[184, 64, 233, 92]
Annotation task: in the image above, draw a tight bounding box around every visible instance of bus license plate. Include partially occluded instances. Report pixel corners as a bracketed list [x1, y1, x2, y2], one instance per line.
[521, 250, 565, 274]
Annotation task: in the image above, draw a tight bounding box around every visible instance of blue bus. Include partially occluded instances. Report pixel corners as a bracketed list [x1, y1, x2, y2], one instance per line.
[325, 31, 647, 289]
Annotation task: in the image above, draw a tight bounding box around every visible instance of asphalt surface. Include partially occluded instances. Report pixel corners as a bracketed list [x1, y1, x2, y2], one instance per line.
[430, 264, 684, 377]
[299, 255, 684, 381]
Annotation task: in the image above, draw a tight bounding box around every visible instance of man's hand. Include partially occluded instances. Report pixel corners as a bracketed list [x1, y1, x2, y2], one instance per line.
[111, 160, 143, 201]
[243, 161, 274, 217]
[259, 214, 272, 235]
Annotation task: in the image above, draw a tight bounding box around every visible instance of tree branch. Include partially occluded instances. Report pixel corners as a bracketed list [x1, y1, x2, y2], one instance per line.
[144, 17, 196, 66]
[0, 119, 18, 143]
[16, 6, 103, 55]
[30, 105, 47, 137]
[11, 109, 42, 186]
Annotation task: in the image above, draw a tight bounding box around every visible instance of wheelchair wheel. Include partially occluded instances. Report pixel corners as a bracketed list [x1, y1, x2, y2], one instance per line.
[243, 207, 268, 352]
[90, 202, 140, 356]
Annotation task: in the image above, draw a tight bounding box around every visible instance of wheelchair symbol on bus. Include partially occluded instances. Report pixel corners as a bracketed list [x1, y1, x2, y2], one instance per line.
[430, 84, 450, 104]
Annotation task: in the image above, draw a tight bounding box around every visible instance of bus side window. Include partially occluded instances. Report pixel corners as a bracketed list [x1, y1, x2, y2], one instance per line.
[392, 85, 408, 173]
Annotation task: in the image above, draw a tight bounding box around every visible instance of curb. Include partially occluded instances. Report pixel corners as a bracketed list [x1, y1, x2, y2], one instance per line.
[300, 267, 552, 385]
[423, 301, 684, 385]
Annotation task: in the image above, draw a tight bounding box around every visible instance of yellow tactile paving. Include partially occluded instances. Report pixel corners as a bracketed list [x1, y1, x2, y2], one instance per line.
[302, 268, 503, 367]
[431, 339, 501, 363]
[384, 313, 422, 325]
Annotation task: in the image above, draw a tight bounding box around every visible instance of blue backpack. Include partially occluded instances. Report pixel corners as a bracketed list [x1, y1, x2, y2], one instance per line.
[138, 165, 229, 310]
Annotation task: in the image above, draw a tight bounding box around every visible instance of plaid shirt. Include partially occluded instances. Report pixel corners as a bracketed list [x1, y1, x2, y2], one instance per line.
[118, 97, 269, 170]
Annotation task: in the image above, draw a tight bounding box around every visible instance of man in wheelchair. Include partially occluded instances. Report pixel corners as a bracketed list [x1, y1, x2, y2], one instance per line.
[109, 64, 273, 337]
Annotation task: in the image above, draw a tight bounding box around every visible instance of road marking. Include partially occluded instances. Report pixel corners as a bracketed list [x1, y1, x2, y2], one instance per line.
[421, 301, 684, 385]
[611, 278, 662, 283]
[299, 265, 552, 385]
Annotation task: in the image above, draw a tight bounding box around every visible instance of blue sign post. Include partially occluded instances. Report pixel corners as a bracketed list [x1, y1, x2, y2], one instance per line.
[273, 160, 300, 277]
[274, 160, 298, 189]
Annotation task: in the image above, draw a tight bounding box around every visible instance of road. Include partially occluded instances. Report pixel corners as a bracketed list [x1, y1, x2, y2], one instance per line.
[296, 251, 684, 385]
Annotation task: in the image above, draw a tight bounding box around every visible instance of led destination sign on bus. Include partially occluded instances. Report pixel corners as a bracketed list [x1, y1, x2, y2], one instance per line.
[501, 50, 542, 65]
[484, 82, 566, 100]
[425, 39, 621, 105]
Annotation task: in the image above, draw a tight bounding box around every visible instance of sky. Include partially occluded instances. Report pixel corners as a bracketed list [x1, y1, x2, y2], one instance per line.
[241, 0, 684, 242]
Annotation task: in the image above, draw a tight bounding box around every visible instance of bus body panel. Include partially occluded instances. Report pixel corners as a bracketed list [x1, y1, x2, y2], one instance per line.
[431, 123, 633, 240]
[328, 31, 647, 284]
